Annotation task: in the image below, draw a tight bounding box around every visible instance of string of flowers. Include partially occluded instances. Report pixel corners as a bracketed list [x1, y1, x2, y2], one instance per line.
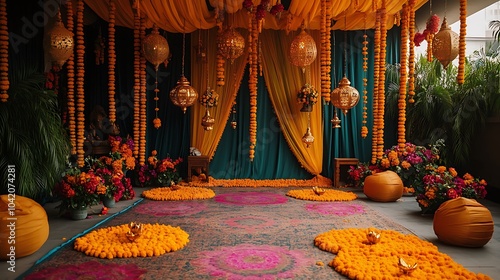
[139, 16, 147, 165]
[108, 0, 116, 123]
[361, 16, 369, 138]
[74, 223, 189, 259]
[65, 0, 76, 154]
[408, 0, 416, 103]
[216, 46, 225, 87]
[398, 3, 409, 150]
[189, 176, 333, 188]
[286, 189, 357, 201]
[414, 14, 439, 62]
[315, 228, 491, 279]
[76, 0, 85, 167]
[0, 0, 8, 102]
[377, 3, 388, 160]
[320, 0, 330, 103]
[248, 15, 258, 161]
[132, 3, 140, 157]
[142, 187, 215, 201]
[371, 9, 381, 164]
[457, 0, 467, 85]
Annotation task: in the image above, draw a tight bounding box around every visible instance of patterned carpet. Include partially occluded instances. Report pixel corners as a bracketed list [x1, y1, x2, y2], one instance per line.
[22, 188, 413, 280]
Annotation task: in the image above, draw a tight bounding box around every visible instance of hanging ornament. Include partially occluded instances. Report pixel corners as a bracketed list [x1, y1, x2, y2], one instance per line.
[44, 11, 74, 68]
[170, 31, 198, 113]
[217, 26, 245, 64]
[142, 25, 170, 70]
[289, 29, 317, 73]
[331, 110, 341, 128]
[230, 102, 237, 129]
[432, 17, 459, 69]
[297, 83, 319, 112]
[331, 76, 360, 115]
[301, 127, 314, 148]
[201, 109, 215, 131]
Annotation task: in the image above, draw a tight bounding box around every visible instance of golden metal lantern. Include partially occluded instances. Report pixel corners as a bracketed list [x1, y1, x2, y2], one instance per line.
[432, 17, 459, 69]
[331, 76, 360, 115]
[301, 127, 314, 148]
[289, 30, 317, 72]
[201, 109, 215, 131]
[169, 76, 198, 113]
[142, 25, 170, 70]
[44, 12, 74, 68]
[217, 27, 245, 63]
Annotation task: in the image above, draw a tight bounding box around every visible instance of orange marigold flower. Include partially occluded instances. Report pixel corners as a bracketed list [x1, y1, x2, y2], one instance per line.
[391, 158, 400, 166]
[380, 158, 390, 168]
[448, 167, 458, 177]
[463, 173, 474, 180]
[388, 150, 398, 160]
[437, 166, 446, 173]
[479, 179, 487, 186]
[401, 160, 411, 169]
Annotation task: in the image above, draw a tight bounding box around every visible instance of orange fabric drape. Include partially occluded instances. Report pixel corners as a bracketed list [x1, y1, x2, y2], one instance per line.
[260, 29, 323, 175]
[189, 28, 249, 160]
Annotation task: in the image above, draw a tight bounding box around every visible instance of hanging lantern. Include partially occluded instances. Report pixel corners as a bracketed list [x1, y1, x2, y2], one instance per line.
[44, 11, 74, 68]
[169, 76, 198, 114]
[217, 27, 245, 63]
[331, 110, 341, 128]
[301, 127, 314, 148]
[331, 76, 360, 115]
[142, 25, 170, 70]
[432, 17, 459, 69]
[289, 30, 317, 72]
[201, 109, 215, 131]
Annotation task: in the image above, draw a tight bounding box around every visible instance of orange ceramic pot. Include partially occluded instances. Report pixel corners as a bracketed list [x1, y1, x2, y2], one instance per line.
[433, 197, 494, 247]
[363, 170, 403, 202]
[0, 195, 49, 259]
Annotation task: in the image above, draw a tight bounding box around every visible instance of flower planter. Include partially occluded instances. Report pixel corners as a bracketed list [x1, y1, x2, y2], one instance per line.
[102, 196, 116, 208]
[71, 206, 88, 220]
[300, 103, 313, 112]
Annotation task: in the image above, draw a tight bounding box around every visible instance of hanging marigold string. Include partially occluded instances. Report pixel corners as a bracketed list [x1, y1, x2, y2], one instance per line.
[320, 0, 330, 103]
[377, 2, 388, 161]
[398, 4, 409, 150]
[457, 0, 467, 85]
[249, 15, 259, 161]
[216, 25, 225, 87]
[65, 0, 76, 155]
[361, 16, 369, 138]
[139, 16, 147, 165]
[108, 0, 116, 123]
[408, 0, 416, 103]
[371, 9, 381, 164]
[0, 0, 9, 102]
[76, 0, 85, 167]
[132, 2, 140, 158]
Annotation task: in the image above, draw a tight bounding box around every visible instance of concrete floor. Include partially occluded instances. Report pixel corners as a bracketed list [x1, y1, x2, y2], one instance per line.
[2, 188, 499, 280]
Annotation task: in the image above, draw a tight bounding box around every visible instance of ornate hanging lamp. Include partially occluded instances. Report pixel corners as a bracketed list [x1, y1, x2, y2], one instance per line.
[142, 25, 170, 70]
[289, 28, 317, 73]
[301, 127, 314, 148]
[432, 17, 459, 69]
[44, 11, 74, 68]
[331, 76, 360, 115]
[331, 110, 341, 128]
[201, 109, 215, 131]
[217, 26, 245, 64]
[170, 30, 198, 114]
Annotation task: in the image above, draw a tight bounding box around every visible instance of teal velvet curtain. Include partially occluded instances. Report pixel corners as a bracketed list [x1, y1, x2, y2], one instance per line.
[210, 70, 311, 179]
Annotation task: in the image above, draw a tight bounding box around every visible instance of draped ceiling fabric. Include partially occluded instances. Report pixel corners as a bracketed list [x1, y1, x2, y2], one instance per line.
[84, 0, 429, 32]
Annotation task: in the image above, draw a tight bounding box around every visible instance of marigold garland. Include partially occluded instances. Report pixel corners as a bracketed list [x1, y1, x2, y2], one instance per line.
[457, 0, 467, 85]
[320, 0, 331, 103]
[142, 187, 215, 201]
[408, 0, 416, 103]
[248, 16, 259, 161]
[398, 4, 409, 149]
[377, 3, 388, 161]
[189, 176, 333, 188]
[139, 16, 147, 165]
[108, 0, 116, 123]
[74, 223, 189, 259]
[361, 16, 369, 138]
[286, 189, 357, 201]
[0, 0, 9, 102]
[76, 0, 85, 167]
[66, 0, 76, 154]
[371, 9, 381, 164]
[315, 228, 491, 280]
[132, 3, 140, 157]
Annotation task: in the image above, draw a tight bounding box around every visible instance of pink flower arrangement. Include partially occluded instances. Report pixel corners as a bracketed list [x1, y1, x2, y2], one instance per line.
[54, 167, 104, 212]
[414, 14, 440, 46]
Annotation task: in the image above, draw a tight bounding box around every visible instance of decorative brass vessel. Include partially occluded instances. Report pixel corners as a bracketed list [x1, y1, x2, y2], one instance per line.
[126, 222, 143, 242]
[398, 257, 418, 274]
[312, 186, 326, 195]
[366, 231, 381, 244]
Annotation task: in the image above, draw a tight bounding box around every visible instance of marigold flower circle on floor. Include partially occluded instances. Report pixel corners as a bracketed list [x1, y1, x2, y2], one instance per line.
[74, 223, 189, 259]
[314, 228, 491, 279]
[286, 189, 357, 201]
[142, 186, 215, 200]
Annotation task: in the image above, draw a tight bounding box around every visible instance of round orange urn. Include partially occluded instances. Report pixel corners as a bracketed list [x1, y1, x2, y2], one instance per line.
[433, 197, 494, 247]
[0, 195, 49, 260]
[363, 170, 403, 202]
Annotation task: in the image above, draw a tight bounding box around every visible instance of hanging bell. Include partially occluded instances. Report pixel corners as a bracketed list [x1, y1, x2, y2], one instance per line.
[301, 127, 314, 148]
[201, 109, 215, 131]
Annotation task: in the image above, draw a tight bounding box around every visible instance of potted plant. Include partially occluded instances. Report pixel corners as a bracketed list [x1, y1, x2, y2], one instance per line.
[297, 83, 319, 112]
[135, 150, 183, 187]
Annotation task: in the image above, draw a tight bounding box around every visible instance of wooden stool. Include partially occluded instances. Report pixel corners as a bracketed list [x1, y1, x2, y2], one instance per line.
[333, 158, 359, 188]
[188, 156, 210, 182]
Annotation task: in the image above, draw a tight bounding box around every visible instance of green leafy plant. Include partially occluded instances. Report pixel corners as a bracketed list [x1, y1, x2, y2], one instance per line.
[0, 68, 70, 202]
